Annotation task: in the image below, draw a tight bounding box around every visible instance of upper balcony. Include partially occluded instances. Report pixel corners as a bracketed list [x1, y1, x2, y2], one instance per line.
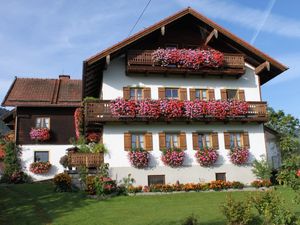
[126, 50, 245, 77]
[84, 99, 268, 124]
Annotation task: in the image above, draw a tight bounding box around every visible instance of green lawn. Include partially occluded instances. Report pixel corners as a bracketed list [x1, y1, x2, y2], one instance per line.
[0, 183, 299, 225]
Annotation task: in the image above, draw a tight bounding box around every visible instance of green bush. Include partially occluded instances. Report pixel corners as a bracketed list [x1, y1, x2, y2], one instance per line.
[220, 195, 253, 225]
[182, 214, 200, 225]
[251, 190, 298, 225]
[53, 173, 72, 192]
[252, 156, 272, 180]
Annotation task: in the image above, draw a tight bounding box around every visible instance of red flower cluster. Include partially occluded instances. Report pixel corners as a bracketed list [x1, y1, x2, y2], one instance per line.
[86, 132, 101, 143]
[152, 48, 224, 69]
[297, 169, 300, 177]
[161, 148, 185, 167]
[251, 180, 272, 188]
[195, 148, 219, 167]
[110, 99, 249, 120]
[74, 108, 83, 139]
[128, 149, 150, 169]
[229, 147, 250, 165]
[29, 128, 50, 142]
[29, 161, 51, 174]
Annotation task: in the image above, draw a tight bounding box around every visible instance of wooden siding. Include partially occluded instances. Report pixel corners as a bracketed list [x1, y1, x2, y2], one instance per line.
[17, 107, 77, 145]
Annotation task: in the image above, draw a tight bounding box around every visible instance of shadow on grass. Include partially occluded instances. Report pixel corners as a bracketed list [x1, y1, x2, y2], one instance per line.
[0, 182, 90, 225]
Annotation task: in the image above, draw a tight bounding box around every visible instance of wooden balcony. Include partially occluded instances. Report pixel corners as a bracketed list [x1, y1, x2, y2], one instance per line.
[68, 153, 104, 167]
[84, 100, 268, 124]
[126, 50, 245, 76]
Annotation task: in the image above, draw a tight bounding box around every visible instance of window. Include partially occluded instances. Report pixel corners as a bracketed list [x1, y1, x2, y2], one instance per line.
[130, 88, 143, 100]
[148, 175, 165, 186]
[165, 88, 179, 99]
[166, 133, 179, 148]
[34, 151, 49, 162]
[195, 89, 208, 100]
[131, 133, 144, 149]
[216, 173, 226, 181]
[230, 132, 242, 148]
[36, 117, 50, 129]
[226, 89, 238, 100]
[198, 133, 212, 148]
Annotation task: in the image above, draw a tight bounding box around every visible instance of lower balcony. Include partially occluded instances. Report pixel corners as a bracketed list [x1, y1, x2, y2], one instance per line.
[84, 99, 268, 124]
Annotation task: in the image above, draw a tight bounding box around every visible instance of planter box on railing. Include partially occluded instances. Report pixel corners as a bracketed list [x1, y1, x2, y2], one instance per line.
[68, 153, 104, 167]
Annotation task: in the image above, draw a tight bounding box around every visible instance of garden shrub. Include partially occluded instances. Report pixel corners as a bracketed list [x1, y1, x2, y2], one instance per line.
[220, 195, 253, 225]
[251, 180, 272, 188]
[231, 181, 244, 189]
[53, 173, 72, 192]
[181, 214, 200, 225]
[252, 156, 272, 180]
[251, 190, 299, 225]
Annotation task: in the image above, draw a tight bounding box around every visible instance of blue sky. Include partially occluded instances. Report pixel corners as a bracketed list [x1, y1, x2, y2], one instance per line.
[0, 0, 299, 118]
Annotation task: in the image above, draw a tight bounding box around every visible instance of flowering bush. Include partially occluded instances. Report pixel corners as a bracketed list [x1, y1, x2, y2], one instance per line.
[210, 180, 232, 191]
[86, 176, 118, 196]
[29, 161, 51, 174]
[74, 107, 83, 139]
[251, 179, 272, 188]
[229, 147, 250, 165]
[53, 173, 71, 192]
[152, 48, 224, 69]
[86, 132, 101, 143]
[161, 148, 185, 167]
[231, 181, 245, 189]
[297, 169, 300, 178]
[195, 148, 218, 167]
[29, 128, 50, 141]
[128, 148, 150, 169]
[127, 185, 143, 193]
[159, 99, 184, 118]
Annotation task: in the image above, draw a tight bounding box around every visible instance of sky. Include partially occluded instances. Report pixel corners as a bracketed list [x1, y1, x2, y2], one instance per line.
[0, 0, 300, 118]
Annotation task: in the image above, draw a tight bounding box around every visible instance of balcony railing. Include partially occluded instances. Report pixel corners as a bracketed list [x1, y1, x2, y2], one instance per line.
[126, 50, 245, 76]
[84, 100, 268, 123]
[68, 153, 104, 167]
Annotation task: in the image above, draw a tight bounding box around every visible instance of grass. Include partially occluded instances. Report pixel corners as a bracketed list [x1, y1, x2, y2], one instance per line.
[0, 183, 299, 225]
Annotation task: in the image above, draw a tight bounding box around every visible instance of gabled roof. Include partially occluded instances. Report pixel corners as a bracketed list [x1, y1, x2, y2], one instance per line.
[85, 7, 287, 84]
[2, 75, 82, 107]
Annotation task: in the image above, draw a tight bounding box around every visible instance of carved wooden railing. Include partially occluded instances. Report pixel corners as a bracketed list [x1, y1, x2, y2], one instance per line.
[68, 153, 104, 167]
[127, 50, 245, 74]
[84, 100, 268, 123]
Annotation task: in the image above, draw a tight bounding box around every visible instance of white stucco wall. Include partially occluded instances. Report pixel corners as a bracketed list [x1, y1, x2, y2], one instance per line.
[265, 131, 281, 169]
[20, 145, 72, 181]
[103, 123, 266, 185]
[102, 57, 261, 101]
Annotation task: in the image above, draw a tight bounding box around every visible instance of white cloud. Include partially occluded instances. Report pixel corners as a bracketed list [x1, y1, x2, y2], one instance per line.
[176, 0, 300, 39]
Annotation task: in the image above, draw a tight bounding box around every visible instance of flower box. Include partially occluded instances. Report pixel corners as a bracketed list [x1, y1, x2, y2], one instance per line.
[29, 161, 51, 174]
[29, 128, 50, 142]
[195, 148, 218, 167]
[161, 148, 185, 167]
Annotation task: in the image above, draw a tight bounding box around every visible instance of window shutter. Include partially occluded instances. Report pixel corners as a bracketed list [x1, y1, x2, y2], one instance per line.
[238, 90, 245, 101]
[221, 89, 227, 100]
[190, 88, 196, 101]
[192, 132, 199, 150]
[242, 132, 250, 148]
[159, 132, 166, 150]
[179, 88, 187, 100]
[224, 132, 231, 149]
[208, 89, 215, 100]
[211, 132, 219, 149]
[124, 132, 132, 151]
[158, 87, 165, 99]
[179, 132, 187, 150]
[144, 133, 153, 151]
[123, 87, 130, 100]
[143, 87, 151, 99]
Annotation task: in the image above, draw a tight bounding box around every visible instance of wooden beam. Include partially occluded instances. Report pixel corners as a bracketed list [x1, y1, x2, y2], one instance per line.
[255, 61, 270, 74]
[204, 29, 218, 45]
[161, 26, 165, 36]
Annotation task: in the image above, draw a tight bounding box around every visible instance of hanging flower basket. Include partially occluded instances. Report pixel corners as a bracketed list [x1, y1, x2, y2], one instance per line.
[128, 148, 150, 169]
[86, 132, 101, 143]
[29, 128, 50, 142]
[74, 108, 84, 139]
[229, 147, 249, 165]
[195, 148, 219, 167]
[29, 161, 52, 174]
[161, 148, 185, 167]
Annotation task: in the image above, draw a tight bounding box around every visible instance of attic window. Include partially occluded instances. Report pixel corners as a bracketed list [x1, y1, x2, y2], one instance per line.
[36, 118, 50, 129]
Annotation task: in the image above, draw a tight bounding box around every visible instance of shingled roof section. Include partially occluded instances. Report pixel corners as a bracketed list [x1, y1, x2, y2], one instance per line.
[2, 75, 82, 107]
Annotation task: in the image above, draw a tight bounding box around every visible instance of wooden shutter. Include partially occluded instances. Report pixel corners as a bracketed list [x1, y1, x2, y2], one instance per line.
[143, 87, 151, 99]
[192, 132, 199, 150]
[211, 132, 219, 149]
[238, 90, 245, 101]
[221, 89, 227, 100]
[159, 132, 166, 150]
[123, 87, 130, 100]
[224, 132, 231, 149]
[179, 88, 187, 100]
[158, 87, 165, 99]
[242, 132, 250, 148]
[208, 89, 215, 100]
[144, 133, 153, 151]
[179, 132, 187, 150]
[190, 88, 196, 101]
[124, 132, 132, 151]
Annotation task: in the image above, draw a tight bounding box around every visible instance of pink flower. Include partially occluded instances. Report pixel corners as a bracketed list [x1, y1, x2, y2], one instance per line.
[29, 128, 50, 141]
[229, 147, 249, 165]
[161, 149, 185, 167]
[128, 149, 150, 169]
[195, 148, 218, 167]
